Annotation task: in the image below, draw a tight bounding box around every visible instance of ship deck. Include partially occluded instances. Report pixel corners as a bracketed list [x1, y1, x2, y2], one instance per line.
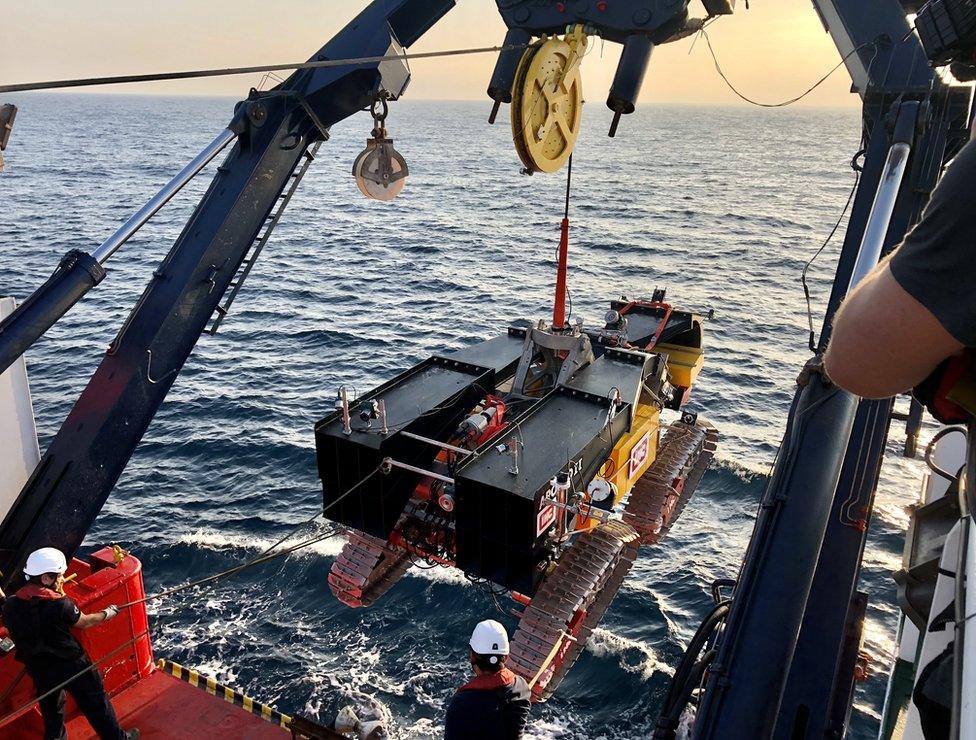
[0, 669, 292, 739]
[67, 669, 289, 739]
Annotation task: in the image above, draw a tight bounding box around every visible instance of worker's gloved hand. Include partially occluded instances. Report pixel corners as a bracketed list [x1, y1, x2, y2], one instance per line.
[103, 605, 120, 621]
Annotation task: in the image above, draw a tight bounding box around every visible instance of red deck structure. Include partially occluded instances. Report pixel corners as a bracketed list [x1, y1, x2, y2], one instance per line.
[0, 548, 296, 739]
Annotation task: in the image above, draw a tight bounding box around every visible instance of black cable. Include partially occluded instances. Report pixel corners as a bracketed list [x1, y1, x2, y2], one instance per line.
[656, 600, 731, 733]
[925, 427, 969, 483]
[654, 650, 717, 740]
[701, 30, 876, 108]
[801, 164, 861, 352]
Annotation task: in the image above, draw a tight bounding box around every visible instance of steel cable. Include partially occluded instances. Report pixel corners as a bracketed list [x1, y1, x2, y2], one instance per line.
[0, 465, 383, 726]
[0, 45, 528, 94]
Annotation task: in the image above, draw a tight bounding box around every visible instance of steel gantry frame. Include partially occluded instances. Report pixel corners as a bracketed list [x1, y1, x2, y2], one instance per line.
[690, 2, 973, 738]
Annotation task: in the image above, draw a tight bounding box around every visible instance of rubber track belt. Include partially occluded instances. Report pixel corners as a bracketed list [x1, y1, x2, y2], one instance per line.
[508, 520, 640, 701]
[509, 419, 718, 700]
[328, 531, 412, 608]
[622, 420, 718, 545]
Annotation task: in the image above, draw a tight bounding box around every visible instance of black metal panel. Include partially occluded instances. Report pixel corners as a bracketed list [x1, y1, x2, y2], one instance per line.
[772, 398, 891, 740]
[315, 356, 493, 538]
[693, 377, 859, 739]
[607, 300, 696, 347]
[437, 327, 526, 380]
[454, 382, 632, 593]
[563, 347, 658, 424]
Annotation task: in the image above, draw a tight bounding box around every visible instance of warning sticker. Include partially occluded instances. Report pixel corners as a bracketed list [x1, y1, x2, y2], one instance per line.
[536, 503, 556, 537]
[628, 430, 651, 478]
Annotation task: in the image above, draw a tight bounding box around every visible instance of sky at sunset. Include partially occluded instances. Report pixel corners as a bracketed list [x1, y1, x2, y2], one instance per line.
[1, 1, 867, 106]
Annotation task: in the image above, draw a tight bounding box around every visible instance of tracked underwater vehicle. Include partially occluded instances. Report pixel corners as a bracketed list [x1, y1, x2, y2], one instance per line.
[3, 0, 975, 735]
[315, 289, 717, 699]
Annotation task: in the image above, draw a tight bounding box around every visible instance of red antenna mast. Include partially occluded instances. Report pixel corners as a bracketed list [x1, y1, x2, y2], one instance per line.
[552, 155, 573, 330]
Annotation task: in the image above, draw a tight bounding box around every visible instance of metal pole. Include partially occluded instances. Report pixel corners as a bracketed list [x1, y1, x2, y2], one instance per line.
[382, 457, 455, 484]
[399, 430, 472, 456]
[0, 129, 237, 376]
[694, 123, 916, 739]
[341, 388, 352, 435]
[92, 128, 237, 263]
[846, 141, 911, 290]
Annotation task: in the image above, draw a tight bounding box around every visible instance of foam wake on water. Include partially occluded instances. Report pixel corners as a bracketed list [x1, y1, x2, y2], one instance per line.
[710, 454, 772, 481]
[178, 528, 474, 585]
[586, 627, 675, 679]
[177, 527, 346, 558]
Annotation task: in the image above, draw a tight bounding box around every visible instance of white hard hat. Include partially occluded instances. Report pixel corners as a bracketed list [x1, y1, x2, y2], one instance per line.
[470, 619, 510, 656]
[23, 548, 68, 577]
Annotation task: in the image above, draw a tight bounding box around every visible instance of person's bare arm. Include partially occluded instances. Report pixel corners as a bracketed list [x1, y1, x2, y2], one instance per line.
[824, 260, 963, 399]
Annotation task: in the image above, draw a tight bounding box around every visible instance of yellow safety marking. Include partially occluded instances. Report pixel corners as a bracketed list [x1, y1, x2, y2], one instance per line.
[604, 403, 661, 502]
[655, 342, 705, 390]
[157, 659, 292, 727]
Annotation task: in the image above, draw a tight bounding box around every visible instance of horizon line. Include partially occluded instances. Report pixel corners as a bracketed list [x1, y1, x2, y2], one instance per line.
[0, 89, 861, 110]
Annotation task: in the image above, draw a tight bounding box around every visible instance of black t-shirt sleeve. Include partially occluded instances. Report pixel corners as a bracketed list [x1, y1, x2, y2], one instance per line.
[889, 138, 976, 346]
[62, 598, 81, 626]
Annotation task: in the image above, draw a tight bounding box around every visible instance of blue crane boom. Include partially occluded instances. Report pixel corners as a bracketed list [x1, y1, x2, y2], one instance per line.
[0, 0, 457, 584]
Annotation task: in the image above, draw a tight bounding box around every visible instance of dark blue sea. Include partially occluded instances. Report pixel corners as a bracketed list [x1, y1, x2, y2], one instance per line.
[0, 94, 925, 738]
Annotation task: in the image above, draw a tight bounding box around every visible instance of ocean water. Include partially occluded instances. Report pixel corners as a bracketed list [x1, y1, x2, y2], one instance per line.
[0, 93, 930, 738]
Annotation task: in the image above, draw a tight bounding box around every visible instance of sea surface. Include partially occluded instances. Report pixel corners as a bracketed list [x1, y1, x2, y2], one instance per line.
[0, 94, 931, 738]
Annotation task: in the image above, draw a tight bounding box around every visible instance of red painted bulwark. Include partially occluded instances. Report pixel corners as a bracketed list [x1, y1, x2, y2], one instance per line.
[0, 549, 286, 738]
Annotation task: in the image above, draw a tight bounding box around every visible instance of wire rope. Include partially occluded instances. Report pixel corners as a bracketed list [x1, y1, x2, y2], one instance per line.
[0, 44, 528, 94]
[0, 463, 386, 726]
